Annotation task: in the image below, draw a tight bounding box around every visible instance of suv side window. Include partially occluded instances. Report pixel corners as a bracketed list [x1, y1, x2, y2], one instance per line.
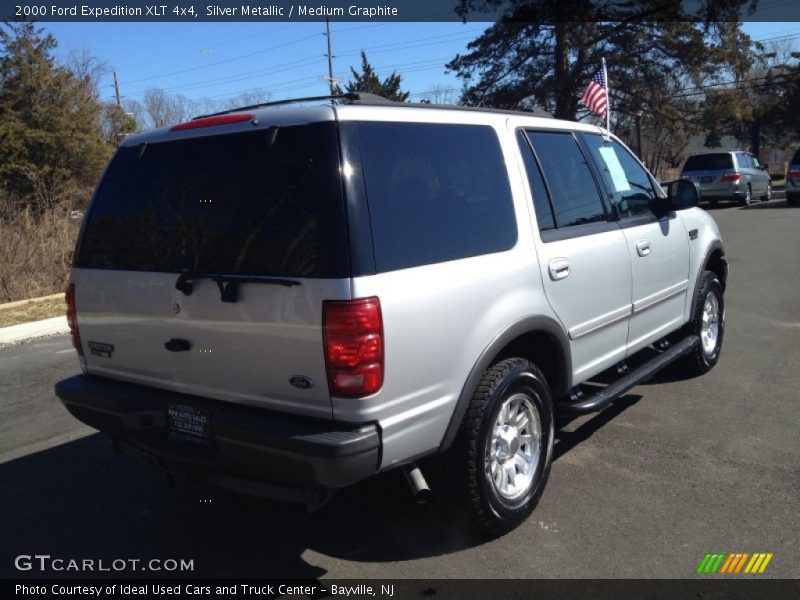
[582, 134, 657, 219]
[751, 155, 762, 169]
[525, 131, 607, 227]
[355, 122, 518, 273]
[516, 130, 555, 231]
[738, 152, 753, 169]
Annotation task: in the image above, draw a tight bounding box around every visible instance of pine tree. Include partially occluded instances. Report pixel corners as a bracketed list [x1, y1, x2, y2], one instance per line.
[0, 23, 110, 209]
[335, 51, 410, 102]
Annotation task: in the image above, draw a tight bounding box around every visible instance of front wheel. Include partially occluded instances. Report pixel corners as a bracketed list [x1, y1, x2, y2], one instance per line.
[430, 358, 554, 535]
[683, 271, 725, 375]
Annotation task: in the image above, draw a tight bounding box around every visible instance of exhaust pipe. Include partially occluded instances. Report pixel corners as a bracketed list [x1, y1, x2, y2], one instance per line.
[402, 464, 431, 504]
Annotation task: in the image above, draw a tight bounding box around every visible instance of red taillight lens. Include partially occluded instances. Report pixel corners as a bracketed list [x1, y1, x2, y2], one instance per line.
[787, 170, 800, 179]
[323, 297, 383, 397]
[170, 113, 254, 131]
[721, 172, 742, 183]
[65, 283, 83, 356]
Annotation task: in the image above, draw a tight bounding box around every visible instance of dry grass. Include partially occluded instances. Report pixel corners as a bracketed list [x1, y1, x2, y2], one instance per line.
[0, 197, 82, 304]
[0, 294, 64, 328]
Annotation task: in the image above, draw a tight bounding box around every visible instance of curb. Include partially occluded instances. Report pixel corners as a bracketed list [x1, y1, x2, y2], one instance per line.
[0, 316, 69, 346]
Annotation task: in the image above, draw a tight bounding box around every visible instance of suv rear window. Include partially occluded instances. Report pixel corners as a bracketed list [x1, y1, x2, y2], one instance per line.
[77, 122, 349, 277]
[354, 122, 517, 272]
[683, 153, 733, 171]
[792, 149, 800, 165]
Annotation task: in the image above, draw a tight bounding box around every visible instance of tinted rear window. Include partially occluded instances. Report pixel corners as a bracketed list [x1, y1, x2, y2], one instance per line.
[77, 122, 348, 277]
[683, 154, 733, 171]
[355, 122, 517, 272]
[793, 149, 800, 165]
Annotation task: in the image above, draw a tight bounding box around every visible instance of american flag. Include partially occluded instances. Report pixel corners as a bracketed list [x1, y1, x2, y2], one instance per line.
[581, 68, 608, 118]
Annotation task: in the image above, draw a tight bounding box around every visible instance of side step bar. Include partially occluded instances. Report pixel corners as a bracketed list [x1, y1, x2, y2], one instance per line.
[557, 335, 699, 416]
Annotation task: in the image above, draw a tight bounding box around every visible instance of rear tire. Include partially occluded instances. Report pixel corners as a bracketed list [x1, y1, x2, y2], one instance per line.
[761, 182, 772, 202]
[430, 358, 554, 535]
[682, 271, 725, 376]
[742, 185, 752, 207]
[788, 194, 799, 207]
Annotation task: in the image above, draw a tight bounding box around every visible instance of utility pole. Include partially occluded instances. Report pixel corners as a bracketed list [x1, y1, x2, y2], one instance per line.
[113, 71, 122, 107]
[324, 17, 336, 95]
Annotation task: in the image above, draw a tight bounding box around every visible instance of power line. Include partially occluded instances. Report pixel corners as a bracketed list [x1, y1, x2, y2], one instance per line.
[117, 32, 322, 86]
[120, 30, 478, 99]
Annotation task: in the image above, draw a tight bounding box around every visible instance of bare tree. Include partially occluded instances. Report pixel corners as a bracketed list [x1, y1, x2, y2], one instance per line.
[419, 84, 459, 105]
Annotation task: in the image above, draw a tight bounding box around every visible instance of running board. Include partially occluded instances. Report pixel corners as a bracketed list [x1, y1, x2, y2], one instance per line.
[557, 335, 699, 416]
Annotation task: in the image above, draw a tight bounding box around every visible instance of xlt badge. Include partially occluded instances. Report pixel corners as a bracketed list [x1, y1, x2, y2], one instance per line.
[87, 341, 114, 358]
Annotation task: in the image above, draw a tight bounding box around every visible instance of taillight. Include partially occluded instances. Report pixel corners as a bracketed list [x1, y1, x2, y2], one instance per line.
[65, 283, 83, 356]
[170, 113, 253, 131]
[721, 172, 742, 183]
[787, 170, 800, 179]
[323, 297, 383, 397]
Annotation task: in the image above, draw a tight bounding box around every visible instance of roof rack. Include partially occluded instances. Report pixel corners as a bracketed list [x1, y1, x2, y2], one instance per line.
[193, 92, 393, 119]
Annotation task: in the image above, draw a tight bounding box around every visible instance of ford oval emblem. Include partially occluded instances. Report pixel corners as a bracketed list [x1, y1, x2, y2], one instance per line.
[290, 375, 315, 390]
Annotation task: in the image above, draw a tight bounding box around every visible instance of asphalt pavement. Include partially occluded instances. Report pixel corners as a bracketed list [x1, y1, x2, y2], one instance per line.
[1, 197, 798, 580]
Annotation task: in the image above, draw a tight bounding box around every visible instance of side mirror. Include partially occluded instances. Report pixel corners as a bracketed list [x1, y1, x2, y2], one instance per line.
[762, 163, 769, 171]
[666, 179, 700, 210]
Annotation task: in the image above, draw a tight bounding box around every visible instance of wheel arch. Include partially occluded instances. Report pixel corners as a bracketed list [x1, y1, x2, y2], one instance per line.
[438, 316, 571, 452]
[689, 241, 728, 321]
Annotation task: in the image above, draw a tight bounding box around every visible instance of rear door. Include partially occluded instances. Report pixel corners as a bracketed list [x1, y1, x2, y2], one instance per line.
[517, 128, 632, 384]
[72, 119, 350, 419]
[582, 134, 690, 353]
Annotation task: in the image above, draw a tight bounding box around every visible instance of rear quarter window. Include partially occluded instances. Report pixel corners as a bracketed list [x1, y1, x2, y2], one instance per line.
[353, 122, 518, 272]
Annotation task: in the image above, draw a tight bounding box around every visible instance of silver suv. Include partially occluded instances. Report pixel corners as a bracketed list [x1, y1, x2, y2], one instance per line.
[56, 94, 728, 533]
[681, 150, 772, 206]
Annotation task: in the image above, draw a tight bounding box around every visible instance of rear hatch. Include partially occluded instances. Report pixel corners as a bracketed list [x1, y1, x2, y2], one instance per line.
[71, 116, 350, 418]
[682, 153, 735, 192]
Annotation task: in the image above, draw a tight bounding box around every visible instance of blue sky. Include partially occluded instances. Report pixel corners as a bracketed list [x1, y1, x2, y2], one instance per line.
[41, 21, 799, 107]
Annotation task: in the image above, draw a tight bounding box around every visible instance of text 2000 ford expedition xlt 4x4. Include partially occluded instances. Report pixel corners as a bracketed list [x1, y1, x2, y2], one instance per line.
[56, 93, 727, 533]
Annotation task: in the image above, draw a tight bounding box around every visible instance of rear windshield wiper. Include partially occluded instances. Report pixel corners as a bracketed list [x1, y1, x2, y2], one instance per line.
[175, 272, 301, 303]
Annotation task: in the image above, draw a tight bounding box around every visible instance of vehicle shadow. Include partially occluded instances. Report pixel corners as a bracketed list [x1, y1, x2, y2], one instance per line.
[739, 200, 797, 210]
[1, 396, 640, 578]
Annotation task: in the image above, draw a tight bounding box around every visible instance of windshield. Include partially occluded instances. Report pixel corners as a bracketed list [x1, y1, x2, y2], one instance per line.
[76, 122, 349, 277]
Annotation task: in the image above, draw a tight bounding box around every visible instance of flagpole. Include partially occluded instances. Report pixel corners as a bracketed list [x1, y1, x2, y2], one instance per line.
[602, 57, 610, 140]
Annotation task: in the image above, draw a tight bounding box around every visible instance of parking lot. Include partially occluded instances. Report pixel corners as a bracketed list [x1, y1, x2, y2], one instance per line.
[1, 197, 798, 580]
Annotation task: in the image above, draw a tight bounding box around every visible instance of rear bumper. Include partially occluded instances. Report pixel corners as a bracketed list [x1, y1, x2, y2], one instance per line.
[55, 374, 381, 492]
[698, 187, 745, 200]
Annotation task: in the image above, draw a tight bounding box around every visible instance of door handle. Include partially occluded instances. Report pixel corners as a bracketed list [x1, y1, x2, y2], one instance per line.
[636, 239, 651, 257]
[548, 258, 570, 280]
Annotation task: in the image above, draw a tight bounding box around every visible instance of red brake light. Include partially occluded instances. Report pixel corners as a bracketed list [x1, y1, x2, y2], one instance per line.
[323, 297, 383, 397]
[721, 172, 742, 183]
[787, 170, 800, 179]
[65, 283, 83, 356]
[170, 113, 254, 131]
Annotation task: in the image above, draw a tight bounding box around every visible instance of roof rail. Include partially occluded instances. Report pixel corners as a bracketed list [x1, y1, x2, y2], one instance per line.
[193, 92, 393, 119]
